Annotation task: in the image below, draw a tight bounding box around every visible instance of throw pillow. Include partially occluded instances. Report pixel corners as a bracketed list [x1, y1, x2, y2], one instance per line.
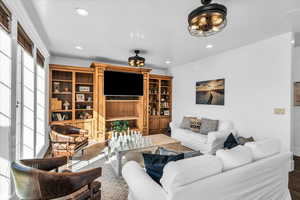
[179, 116, 197, 129]
[143, 153, 184, 184]
[237, 136, 255, 145]
[199, 118, 219, 135]
[224, 133, 238, 149]
[190, 118, 202, 133]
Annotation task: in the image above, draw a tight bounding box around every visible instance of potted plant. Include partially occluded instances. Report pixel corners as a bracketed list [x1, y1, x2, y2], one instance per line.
[111, 120, 129, 132]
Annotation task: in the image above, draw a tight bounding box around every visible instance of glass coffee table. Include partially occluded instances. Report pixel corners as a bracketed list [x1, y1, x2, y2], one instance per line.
[105, 134, 185, 176]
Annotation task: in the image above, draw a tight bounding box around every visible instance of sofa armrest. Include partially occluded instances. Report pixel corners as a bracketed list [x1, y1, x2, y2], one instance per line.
[169, 122, 179, 129]
[207, 130, 231, 145]
[122, 161, 167, 200]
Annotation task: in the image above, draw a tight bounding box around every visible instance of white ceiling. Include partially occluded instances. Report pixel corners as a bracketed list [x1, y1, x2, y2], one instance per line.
[23, 0, 299, 68]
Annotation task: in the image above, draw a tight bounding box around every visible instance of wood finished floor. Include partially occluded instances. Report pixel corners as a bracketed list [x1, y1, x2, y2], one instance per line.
[290, 156, 300, 200]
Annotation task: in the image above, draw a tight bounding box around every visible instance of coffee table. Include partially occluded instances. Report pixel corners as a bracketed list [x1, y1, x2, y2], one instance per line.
[105, 134, 188, 176]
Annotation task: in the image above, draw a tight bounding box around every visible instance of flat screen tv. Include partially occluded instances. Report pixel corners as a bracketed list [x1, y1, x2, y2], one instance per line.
[104, 71, 144, 96]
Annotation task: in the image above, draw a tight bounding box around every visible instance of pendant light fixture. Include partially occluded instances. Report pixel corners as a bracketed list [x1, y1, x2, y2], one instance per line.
[128, 50, 145, 67]
[188, 0, 227, 37]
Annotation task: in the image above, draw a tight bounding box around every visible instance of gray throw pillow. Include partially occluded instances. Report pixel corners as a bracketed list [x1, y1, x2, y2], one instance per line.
[179, 116, 196, 129]
[199, 118, 219, 135]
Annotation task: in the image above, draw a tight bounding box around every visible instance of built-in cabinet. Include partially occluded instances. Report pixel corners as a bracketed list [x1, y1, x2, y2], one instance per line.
[49, 65, 96, 139]
[148, 74, 173, 135]
[49, 64, 172, 142]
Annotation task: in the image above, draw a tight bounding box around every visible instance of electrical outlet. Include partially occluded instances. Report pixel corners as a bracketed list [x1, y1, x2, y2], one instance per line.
[273, 108, 285, 115]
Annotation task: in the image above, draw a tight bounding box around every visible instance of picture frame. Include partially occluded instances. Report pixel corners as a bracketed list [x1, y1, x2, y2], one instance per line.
[79, 86, 90, 92]
[76, 94, 85, 102]
[294, 82, 300, 106]
[196, 79, 225, 105]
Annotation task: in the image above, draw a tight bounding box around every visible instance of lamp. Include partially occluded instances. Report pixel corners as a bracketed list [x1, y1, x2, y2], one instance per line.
[188, 0, 227, 37]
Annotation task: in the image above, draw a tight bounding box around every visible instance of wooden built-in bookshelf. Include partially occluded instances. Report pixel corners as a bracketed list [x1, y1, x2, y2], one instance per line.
[149, 74, 173, 135]
[49, 63, 172, 142]
[49, 65, 96, 139]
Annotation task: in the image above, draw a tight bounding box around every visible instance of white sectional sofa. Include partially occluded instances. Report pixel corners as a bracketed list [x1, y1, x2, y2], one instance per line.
[170, 120, 234, 154]
[122, 139, 292, 200]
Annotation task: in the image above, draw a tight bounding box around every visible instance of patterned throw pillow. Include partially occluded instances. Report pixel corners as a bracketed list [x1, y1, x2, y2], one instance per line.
[190, 118, 201, 133]
[199, 118, 219, 135]
[237, 136, 255, 145]
[179, 116, 197, 129]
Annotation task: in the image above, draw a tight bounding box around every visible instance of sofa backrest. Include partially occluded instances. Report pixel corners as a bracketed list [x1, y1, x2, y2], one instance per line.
[167, 152, 291, 200]
[218, 120, 234, 132]
[161, 139, 290, 200]
[160, 155, 223, 192]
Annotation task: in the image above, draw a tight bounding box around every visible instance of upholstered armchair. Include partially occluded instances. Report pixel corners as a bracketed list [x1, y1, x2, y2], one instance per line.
[11, 157, 102, 200]
[50, 124, 89, 157]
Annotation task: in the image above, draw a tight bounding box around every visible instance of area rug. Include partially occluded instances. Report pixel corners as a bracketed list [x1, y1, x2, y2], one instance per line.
[72, 154, 128, 200]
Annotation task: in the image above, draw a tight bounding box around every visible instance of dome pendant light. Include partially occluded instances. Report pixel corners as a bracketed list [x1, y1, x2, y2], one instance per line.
[128, 50, 145, 67]
[188, 0, 227, 37]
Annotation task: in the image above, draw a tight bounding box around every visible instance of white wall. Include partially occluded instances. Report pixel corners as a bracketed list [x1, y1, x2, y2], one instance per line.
[293, 46, 300, 156]
[50, 55, 169, 75]
[170, 33, 294, 152]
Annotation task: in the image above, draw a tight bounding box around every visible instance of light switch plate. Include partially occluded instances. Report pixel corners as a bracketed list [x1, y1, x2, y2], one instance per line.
[274, 108, 285, 115]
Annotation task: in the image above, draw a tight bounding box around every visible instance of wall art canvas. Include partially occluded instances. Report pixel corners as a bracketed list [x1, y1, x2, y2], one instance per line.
[196, 79, 225, 105]
[294, 82, 300, 106]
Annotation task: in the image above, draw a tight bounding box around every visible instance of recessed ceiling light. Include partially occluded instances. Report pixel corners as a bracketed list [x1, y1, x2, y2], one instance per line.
[165, 60, 172, 64]
[206, 44, 213, 49]
[75, 46, 83, 50]
[76, 8, 89, 16]
[291, 40, 295, 45]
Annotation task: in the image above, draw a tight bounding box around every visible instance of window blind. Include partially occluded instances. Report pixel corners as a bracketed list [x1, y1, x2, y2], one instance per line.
[0, 1, 11, 33]
[37, 49, 45, 66]
[17, 23, 33, 55]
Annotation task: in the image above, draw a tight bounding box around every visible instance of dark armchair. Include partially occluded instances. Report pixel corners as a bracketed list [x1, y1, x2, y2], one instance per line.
[50, 124, 89, 157]
[11, 157, 101, 200]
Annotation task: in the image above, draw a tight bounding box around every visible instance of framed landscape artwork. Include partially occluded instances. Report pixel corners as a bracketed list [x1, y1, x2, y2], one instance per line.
[294, 82, 300, 106]
[196, 79, 225, 105]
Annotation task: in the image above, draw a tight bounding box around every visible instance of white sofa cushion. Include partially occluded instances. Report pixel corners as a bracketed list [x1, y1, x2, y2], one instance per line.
[160, 155, 223, 192]
[245, 139, 281, 160]
[216, 145, 253, 171]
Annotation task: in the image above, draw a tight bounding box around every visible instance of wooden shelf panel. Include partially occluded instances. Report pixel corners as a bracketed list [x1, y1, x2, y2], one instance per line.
[76, 92, 93, 94]
[106, 116, 139, 122]
[52, 92, 72, 95]
[52, 79, 72, 82]
[76, 109, 93, 111]
[76, 82, 93, 85]
[106, 100, 140, 103]
[52, 110, 72, 112]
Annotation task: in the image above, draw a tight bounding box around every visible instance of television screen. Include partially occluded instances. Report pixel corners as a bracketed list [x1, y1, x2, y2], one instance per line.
[104, 71, 144, 96]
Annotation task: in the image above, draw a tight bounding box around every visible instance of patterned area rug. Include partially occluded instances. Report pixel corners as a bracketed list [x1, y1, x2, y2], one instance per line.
[75, 154, 128, 200]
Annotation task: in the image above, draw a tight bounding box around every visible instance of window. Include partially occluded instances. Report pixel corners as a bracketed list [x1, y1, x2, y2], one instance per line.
[0, 18, 12, 196]
[21, 49, 35, 158]
[36, 49, 45, 154]
[18, 25, 47, 159]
